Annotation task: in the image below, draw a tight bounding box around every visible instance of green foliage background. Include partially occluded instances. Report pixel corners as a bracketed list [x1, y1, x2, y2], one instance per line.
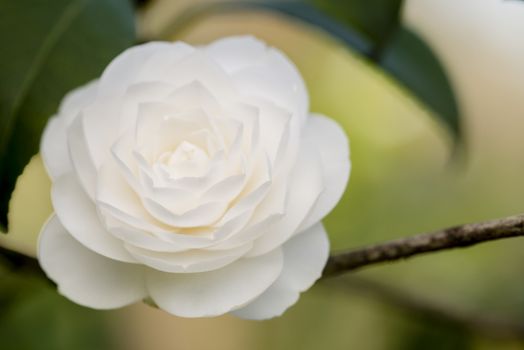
[0, 0, 135, 229]
[1, 0, 524, 350]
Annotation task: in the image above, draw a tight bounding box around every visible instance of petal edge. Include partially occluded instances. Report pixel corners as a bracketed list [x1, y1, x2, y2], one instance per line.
[38, 215, 147, 309]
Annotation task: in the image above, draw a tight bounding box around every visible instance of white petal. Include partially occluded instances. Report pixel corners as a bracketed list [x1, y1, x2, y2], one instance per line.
[212, 212, 281, 251]
[103, 215, 187, 252]
[41, 81, 98, 179]
[251, 98, 292, 166]
[246, 169, 287, 225]
[38, 215, 147, 309]
[162, 51, 238, 102]
[119, 81, 176, 134]
[84, 82, 174, 173]
[247, 141, 324, 257]
[111, 130, 142, 193]
[136, 42, 195, 82]
[232, 223, 329, 320]
[219, 174, 271, 225]
[81, 95, 122, 168]
[126, 241, 252, 273]
[99, 202, 219, 249]
[67, 115, 98, 199]
[166, 80, 223, 116]
[96, 164, 221, 249]
[142, 197, 228, 228]
[52, 174, 135, 262]
[134, 102, 202, 154]
[98, 159, 159, 223]
[40, 117, 70, 180]
[58, 80, 99, 125]
[84, 44, 194, 168]
[147, 248, 283, 318]
[205, 210, 260, 251]
[233, 281, 299, 320]
[98, 42, 184, 96]
[226, 102, 260, 154]
[231, 49, 308, 125]
[298, 114, 350, 231]
[201, 174, 245, 203]
[205, 35, 267, 73]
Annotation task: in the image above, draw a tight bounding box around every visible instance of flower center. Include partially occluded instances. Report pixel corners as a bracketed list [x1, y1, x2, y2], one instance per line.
[157, 141, 210, 179]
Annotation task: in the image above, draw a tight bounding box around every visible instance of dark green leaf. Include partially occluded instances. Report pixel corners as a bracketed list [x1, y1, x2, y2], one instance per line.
[392, 315, 472, 350]
[167, 1, 461, 142]
[0, 0, 136, 231]
[380, 27, 460, 136]
[262, 1, 460, 139]
[307, 0, 403, 56]
[0, 268, 115, 350]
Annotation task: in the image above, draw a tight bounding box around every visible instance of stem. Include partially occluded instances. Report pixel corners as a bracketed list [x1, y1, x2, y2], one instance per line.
[2, 215, 524, 279]
[2, 213, 524, 328]
[322, 214, 524, 278]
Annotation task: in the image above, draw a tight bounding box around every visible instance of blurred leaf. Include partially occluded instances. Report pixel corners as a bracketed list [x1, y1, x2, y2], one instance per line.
[307, 0, 403, 55]
[379, 27, 460, 136]
[393, 320, 472, 350]
[0, 269, 115, 350]
[262, 0, 460, 139]
[167, 0, 460, 140]
[0, 0, 136, 231]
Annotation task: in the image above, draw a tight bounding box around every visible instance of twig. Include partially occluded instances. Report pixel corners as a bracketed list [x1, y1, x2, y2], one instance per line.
[2, 214, 524, 297]
[325, 276, 524, 340]
[322, 214, 524, 278]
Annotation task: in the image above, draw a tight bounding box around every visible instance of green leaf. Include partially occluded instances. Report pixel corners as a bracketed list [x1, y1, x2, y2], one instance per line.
[262, 1, 460, 138]
[307, 0, 404, 55]
[0, 0, 136, 231]
[380, 27, 460, 137]
[0, 268, 115, 350]
[166, 1, 460, 141]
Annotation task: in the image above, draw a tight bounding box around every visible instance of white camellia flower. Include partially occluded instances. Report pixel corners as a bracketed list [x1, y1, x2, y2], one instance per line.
[38, 36, 350, 319]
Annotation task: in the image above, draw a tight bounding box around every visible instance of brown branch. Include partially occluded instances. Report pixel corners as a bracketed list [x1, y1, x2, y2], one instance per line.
[1, 214, 524, 338]
[2, 214, 524, 295]
[326, 276, 524, 340]
[322, 214, 524, 278]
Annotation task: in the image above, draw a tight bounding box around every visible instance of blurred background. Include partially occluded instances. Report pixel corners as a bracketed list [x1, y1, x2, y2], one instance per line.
[2, 0, 524, 349]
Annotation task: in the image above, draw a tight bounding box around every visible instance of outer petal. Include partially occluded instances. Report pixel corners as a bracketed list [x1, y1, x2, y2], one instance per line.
[205, 35, 267, 73]
[231, 47, 308, 125]
[40, 81, 98, 180]
[38, 215, 147, 309]
[52, 174, 136, 262]
[97, 42, 184, 96]
[247, 140, 324, 257]
[40, 117, 69, 180]
[298, 114, 350, 231]
[232, 223, 329, 320]
[206, 35, 308, 117]
[146, 248, 283, 318]
[67, 116, 98, 199]
[58, 80, 98, 123]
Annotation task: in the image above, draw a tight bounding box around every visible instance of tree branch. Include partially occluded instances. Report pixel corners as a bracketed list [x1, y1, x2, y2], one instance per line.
[2, 214, 524, 287]
[1, 214, 524, 339]
[326, 276, 524, 340]
[322, 214, 524, 278]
